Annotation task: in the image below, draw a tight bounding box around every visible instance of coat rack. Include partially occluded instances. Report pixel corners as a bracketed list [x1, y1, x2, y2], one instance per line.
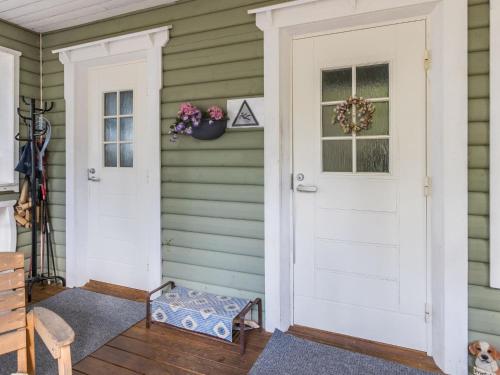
[16, 96, 66, 301]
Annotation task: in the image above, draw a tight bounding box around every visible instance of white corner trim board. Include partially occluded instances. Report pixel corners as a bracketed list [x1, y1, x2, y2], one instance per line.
[490, 2, 500, 289]
[0, 46, 21, 192]
[53, 26, 170, 291]
[0, 200, 17, 252]
[250, 0, 468, 374]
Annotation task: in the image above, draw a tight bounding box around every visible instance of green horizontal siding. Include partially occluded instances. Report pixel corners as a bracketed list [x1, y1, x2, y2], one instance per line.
[0, 19, 40, 271]
[40, 0, 283, 303]
[467, 0, 500, 349]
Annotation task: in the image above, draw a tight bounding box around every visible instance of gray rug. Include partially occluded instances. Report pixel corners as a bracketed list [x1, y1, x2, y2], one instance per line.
[250, 330, 436, 375]
[0, 288, 145, 375]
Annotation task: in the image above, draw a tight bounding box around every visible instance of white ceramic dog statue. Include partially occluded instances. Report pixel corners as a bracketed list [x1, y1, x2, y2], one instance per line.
[469, 341, 500, 375]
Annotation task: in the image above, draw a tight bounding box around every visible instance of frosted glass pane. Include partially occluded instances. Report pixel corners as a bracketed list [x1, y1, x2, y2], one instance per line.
[120, 117, 133, 141]
[120, 143, 133, 168]
[322, 68, 352, 102]
[359, 102, 389, 136]
[356, 139, 389, 173]
[104, 92, 117, 116]
[104, 118, 117, 141]
[323, 140, 352, 172]
[120, 90, 133, 115]
[322, 106, 350, 137]
[104, 144, 117, 167]
[356, 64, 389, 98]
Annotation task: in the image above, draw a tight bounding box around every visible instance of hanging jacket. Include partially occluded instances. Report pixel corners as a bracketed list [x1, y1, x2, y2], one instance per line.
[15, 143, 33, 176]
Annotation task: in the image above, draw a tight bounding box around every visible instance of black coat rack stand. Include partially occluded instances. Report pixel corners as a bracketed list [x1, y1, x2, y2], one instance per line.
[17, 96, 66, 302]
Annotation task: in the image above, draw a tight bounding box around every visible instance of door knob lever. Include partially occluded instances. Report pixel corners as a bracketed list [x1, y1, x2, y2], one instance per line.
[296, 184, 317, 193]
[88, 168, 100, 182]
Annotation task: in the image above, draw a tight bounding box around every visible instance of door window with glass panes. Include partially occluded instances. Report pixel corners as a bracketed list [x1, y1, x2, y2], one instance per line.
[103, 90, 134, 168]
[321, 63, 390, 173]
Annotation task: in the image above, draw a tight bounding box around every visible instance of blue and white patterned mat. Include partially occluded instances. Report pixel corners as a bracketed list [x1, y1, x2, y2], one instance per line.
[151, 285, 249, 341]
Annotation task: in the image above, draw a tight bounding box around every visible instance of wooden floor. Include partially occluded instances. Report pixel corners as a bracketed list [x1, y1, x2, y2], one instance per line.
[31, 283, 442, 374]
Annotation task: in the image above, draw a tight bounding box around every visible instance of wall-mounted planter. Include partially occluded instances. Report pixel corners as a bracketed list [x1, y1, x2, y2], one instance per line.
[192, 119, 227, 140]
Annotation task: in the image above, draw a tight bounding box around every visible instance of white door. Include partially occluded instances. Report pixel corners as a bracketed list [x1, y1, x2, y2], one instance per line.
[87, 60, 150, 290]
[292, 21, 428, 350]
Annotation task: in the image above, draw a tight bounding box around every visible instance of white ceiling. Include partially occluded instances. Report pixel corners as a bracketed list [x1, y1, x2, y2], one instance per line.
[0, 0, 177, 33]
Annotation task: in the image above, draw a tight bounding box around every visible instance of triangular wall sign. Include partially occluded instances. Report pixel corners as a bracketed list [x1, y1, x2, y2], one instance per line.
[232, 100, 259, 127]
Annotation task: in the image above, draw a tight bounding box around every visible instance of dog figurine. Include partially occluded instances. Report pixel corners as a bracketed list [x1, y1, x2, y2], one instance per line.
[469, 341, 500, 375]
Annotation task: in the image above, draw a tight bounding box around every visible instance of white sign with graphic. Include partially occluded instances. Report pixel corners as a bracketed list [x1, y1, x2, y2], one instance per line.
[227, 98, 264, 128]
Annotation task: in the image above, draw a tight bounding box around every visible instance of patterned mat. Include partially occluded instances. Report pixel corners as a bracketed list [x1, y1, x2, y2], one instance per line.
[151, 285, 249, 341]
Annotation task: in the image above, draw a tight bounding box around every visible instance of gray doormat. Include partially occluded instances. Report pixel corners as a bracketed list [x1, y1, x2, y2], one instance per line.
[250, 330, 436, 375]
[0, 288, 145, 375]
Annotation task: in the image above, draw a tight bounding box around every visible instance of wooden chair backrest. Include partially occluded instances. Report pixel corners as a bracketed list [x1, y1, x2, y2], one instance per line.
[0, 252, 27, 372]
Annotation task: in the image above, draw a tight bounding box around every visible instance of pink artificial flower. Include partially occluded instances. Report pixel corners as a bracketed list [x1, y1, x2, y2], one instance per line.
[178, 102, 200, 118]
[208, 106, 224, 121]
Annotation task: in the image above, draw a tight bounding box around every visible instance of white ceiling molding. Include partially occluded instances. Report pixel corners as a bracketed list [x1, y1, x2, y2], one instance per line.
[0, 0, 177, 33]
[53, 26, 171, 64]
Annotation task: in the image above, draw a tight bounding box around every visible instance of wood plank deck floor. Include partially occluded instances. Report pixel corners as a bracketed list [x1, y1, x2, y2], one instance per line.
[30, 283, 442, 374]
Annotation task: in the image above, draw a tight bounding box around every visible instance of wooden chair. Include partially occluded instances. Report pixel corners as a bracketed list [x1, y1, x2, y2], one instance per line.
[0, 253, 29, 374]
[0, 252, 75, 375]
[27, 307, 75, 375]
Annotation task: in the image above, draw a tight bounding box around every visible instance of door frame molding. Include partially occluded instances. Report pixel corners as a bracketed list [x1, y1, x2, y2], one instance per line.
[53, 26, 171, 291]
[250, 1, 468, 374]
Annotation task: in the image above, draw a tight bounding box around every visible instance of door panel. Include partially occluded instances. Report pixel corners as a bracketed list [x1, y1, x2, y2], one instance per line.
[87, 61, 149, 290]
[292, 21, 428, 350]
[316, 209, 399, 244]
[317, 178, 397, 211]
[316, 239, 399, 280]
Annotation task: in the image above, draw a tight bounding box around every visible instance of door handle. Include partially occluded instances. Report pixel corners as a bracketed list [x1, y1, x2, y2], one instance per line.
[296, 184, 318, 193]
[88, 168, 100, 182]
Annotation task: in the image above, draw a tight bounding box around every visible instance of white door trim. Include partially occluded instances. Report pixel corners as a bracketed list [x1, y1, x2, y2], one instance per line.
[489, 1, 500, 288]
[53, 26, 171, 291]
[250, 1, 468, 374]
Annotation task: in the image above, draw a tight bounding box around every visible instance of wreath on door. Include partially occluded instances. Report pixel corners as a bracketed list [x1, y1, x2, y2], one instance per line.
[333, 96, 376, 134]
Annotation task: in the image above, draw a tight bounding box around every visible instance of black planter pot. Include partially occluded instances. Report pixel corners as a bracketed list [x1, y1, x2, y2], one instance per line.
[192, 119, 227, 140]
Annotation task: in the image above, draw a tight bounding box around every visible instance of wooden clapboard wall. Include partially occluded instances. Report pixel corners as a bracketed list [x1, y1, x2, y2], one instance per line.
[467, 0, 500, 346]
[40, 0, 284, 304]
[0, 19, 40, 271]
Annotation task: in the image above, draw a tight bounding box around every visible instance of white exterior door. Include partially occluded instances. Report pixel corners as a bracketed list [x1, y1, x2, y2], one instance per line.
[292, 21, 428, 350]
[87, 60, 149, 290]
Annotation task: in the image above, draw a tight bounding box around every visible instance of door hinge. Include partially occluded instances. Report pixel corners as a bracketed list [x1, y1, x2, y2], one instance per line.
[291, 173, 294, 190]
[425, 303, 432, 323]
[424, 49, 431, 71]
[424, 176, 432, 197]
